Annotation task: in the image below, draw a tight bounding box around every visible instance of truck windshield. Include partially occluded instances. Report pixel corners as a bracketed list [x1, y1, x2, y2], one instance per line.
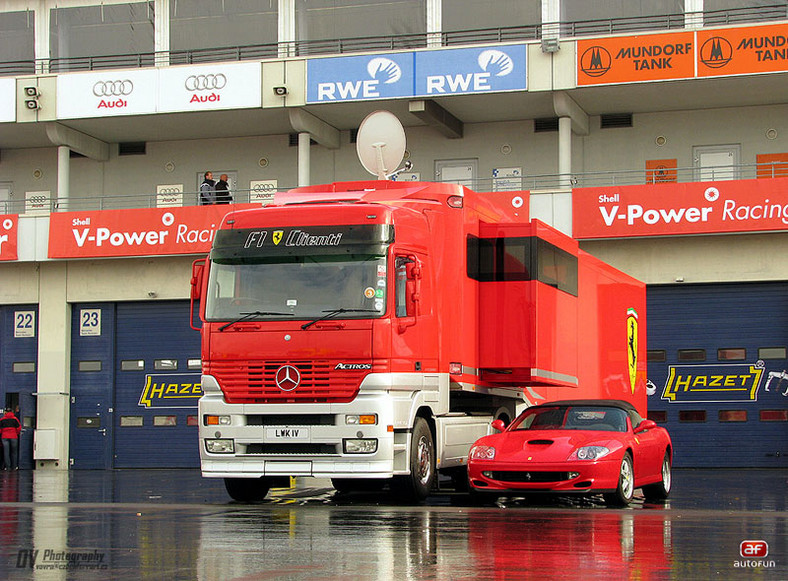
[204, 254, 387, 322]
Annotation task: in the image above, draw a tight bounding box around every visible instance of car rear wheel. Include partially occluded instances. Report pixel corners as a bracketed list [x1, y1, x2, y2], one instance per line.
[224, 477, 272, 502]
[643, 452, 672, 501]
[604, 453, 634, 507]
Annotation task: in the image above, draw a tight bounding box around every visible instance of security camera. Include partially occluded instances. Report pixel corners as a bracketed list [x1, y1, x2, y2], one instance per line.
[273, 86, 288, 96]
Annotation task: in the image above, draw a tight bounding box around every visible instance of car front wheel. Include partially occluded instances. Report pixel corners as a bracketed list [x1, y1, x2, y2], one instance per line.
[604, 453, 634, 507]
[643, 452, 672, 501]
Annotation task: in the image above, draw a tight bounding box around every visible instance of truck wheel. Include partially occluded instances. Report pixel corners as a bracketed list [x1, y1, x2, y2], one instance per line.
[643, 452, 672, 501]
[392, 417, 435, 501]
[224, 477, 271, 502]
[603, 453, 634, 507]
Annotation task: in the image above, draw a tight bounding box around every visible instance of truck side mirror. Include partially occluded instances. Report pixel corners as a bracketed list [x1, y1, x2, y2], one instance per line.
[396, 256, 421, 333]
[190, 259, 205, 331]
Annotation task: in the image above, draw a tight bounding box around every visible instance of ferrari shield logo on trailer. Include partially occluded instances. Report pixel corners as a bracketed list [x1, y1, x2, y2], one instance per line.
[272, 230, 283, 245]
[627, 308, 638, 394]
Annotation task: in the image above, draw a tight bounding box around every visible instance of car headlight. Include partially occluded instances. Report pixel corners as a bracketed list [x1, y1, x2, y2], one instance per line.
[470, 445, 496, 460]
[569, 446, 611, 461]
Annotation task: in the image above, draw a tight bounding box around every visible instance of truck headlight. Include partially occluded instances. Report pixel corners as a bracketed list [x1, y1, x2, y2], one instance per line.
[204, 415, 231, 426]
[205, 439, 235, 453]
[343, 439, 377, 454]
[346, 414, 377, 425]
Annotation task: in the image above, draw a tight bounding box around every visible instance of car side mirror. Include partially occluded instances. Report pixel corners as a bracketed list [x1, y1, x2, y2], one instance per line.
[634, 419, 657, 434]
[491, 419, 506, 432]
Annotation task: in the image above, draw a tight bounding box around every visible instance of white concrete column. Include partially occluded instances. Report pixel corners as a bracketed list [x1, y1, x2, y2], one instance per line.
[34, 0, 51, 73]
[685, 0, 704, 28]
[57, 145, 70, 211]
[558, 116, 572, 188]
[154, 0, 171, 66]
[279, 0, 296, 57]
[298, 132, 310, 187]
[35, 262, 71, 471]
[426, 0, 441, 48]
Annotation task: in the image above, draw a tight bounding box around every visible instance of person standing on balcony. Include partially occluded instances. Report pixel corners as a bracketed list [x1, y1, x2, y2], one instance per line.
[200, 171, 216, 205]
[215, 174, 233, 204]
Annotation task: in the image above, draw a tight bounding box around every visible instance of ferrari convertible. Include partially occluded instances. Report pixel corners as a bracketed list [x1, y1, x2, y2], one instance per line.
[468, 400, 673, 506]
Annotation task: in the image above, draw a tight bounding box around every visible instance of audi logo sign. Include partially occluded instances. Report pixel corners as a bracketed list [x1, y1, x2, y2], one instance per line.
[56, 63, 261, 119]
[93, 80, 134, 97]
[185, 74, 227, 91]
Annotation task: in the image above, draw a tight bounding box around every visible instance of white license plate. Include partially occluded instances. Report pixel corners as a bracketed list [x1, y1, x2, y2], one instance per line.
[266, 427, 309, 440]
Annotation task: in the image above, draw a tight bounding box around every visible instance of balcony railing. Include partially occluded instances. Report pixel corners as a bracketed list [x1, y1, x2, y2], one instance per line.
[3, 4, 785, 77]
[2, 163, 785, 216]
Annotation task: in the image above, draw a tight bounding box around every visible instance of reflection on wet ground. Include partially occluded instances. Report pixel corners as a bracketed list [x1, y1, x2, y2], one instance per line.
[0, 469, 785, 580]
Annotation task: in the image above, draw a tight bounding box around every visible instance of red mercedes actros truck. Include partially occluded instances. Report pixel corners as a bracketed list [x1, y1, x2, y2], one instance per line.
[191, 180, 647, 501]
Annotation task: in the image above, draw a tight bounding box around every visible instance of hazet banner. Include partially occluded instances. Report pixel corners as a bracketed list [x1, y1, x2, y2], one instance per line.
[573, 177, 788, 239]
[48, 204, 261, 259]
[662, 362, 764, 403]
[139, 374, 202, 408]
[0, 215, 18, 261]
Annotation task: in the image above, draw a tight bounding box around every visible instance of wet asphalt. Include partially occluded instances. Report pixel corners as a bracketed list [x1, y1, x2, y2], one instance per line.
[0, 468, 785, 580]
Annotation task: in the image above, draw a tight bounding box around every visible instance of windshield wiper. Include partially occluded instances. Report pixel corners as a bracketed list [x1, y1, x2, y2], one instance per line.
[301, 308, 378, 330]
[219, 311, 293, 331]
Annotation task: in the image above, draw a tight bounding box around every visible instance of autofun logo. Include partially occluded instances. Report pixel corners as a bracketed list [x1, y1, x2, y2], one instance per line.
[184, 73, 227, 104]
[735, 540, 775, 569]
[93, 79, 133, 110]
[316, 57, 403, 101]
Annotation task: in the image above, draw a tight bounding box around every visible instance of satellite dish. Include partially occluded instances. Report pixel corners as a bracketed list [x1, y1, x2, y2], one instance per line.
[356, 110, 406, 180]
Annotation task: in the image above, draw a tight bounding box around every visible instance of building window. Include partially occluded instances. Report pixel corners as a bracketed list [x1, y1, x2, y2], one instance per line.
[758, 347, 787, 360]
[187, 358, 202, 370]
[760, 410, 787, 422]
[718, 348, 746, 361]
[154, 359, 178, 370]
[78, 360, 102, 372]
[13, 362, 36, 373]
[120, 416, 144, 427]
[648, 410, 668, 423]
[295, 0, 425, 44]
[154, 415, 177, 427]
[121, 360, 144, 371]
[718, 410, 747, 422]
[648, 350, 667, 363]
[679, 410, 706, 422]
[187, 415, 199, 427]
[678, 349, 706, 362]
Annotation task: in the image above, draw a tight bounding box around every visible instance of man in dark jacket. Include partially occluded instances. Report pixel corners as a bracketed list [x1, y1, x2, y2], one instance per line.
[199, 171, 216, 205]
[0, 408, 21, 470]
[215, 174, 233, 204]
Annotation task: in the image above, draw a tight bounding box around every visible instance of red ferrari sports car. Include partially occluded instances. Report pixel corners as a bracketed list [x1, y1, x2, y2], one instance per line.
[468, 400, 673, 506]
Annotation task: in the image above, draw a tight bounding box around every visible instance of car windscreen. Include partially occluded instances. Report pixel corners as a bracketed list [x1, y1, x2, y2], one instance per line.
[510, 406, 628, 433]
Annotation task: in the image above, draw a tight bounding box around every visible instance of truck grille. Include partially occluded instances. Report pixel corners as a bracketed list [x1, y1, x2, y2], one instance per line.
[244, 443, 338, 455]
[208, 360, 366, 404]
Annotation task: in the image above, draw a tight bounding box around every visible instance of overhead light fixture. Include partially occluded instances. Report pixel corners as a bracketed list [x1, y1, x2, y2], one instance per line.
[273, 86, 288, 96]
[541, 38, 560, 53]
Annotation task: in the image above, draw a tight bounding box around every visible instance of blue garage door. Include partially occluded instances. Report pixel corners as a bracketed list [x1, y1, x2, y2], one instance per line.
[647, 282, 788, 468]
[70, 304, 116, 469]
[113, 301, 202, 468]
[0, 306, 37, 470]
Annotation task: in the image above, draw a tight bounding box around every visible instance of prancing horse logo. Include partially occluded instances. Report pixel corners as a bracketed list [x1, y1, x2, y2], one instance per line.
[273, 231, 283, 245]
[275, 365, 301, 391]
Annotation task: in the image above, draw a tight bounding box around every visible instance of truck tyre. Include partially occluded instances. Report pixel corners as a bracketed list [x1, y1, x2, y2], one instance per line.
[642, 452, 672, 501]
[224, 477, 271, 502]
[392, 417, 435, 501]
[603, 453, 634, 507]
